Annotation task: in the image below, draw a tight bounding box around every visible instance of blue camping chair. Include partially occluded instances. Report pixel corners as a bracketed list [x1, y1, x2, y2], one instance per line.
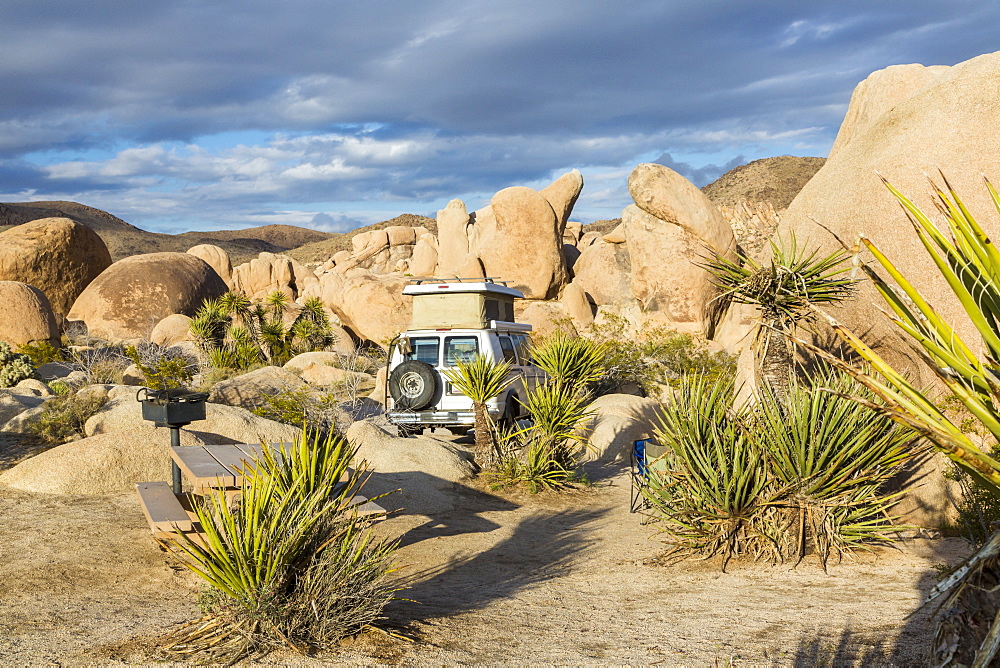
[630, 436, 668, 521]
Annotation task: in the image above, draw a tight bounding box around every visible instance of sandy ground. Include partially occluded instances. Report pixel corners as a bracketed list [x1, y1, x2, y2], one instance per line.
[0, 434, 972, 667]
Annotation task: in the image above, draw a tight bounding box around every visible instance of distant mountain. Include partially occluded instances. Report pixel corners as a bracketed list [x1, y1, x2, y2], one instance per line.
[701, 156, 826, 211]
[0, 201, 333, 265]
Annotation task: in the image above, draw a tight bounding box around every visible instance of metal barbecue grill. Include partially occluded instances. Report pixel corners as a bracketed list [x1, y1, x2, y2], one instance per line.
[137, 387, 209, 493]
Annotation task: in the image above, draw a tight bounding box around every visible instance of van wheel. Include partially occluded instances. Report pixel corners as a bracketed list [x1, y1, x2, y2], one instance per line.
[389, 360, 439, 411]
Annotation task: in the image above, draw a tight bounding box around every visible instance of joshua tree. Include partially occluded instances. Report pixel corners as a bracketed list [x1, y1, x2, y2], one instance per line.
[703, 236, 857, 405]
[190, 290, 336, 370]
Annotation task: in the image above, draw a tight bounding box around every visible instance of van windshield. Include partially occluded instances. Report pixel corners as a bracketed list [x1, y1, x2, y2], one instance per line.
[406, 337, 440, 365]
[444, 336, 479, 366]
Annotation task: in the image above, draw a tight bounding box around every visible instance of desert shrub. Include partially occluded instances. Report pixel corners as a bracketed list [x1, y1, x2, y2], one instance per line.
[643, 369, 915, 570]
[587, 315, 735, 394]
[30, 390, 108, 444]
[162, 428, 397, 660]
[18, 340, 66, 366]
[191, 291, 337, 371]
[125, 343, 196, 390]
[0, 341, 37, 387]
[67, 345, 130, 385]
[529, 332, 608, 390]
[252, 387, 344, 437]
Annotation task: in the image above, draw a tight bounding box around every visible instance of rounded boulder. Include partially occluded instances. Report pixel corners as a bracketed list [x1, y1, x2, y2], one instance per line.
[0, 217, 112, 316]
[68, 252, 228, 341]
[0, 281, 60, 347]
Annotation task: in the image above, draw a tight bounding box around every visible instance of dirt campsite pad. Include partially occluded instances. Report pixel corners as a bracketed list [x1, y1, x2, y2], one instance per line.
[0, 445, 972, 666]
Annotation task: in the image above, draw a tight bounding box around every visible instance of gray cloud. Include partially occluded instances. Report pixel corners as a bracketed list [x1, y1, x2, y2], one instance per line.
[1, 1, 999, 231]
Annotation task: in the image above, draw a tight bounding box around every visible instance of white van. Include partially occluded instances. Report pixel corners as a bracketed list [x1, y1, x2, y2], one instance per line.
[385, 279, 546, 434]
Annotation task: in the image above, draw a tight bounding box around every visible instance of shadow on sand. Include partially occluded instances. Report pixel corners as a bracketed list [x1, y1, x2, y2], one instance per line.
[386, 505, 610, 625]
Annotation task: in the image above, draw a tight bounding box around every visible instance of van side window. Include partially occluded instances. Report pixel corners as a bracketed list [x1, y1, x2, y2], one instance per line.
[407, 337, 440, 365]
[512, 334, 531, 363]
[444, 336, 479, 366]
[499, 336, 517, 363]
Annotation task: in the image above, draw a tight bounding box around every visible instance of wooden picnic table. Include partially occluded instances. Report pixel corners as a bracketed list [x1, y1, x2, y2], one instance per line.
[169, 442, 295, 492]
[138, 442, 380, 539]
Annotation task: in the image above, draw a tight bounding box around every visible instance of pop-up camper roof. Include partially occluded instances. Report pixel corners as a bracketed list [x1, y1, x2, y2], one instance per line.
[403, 278, 525, 330]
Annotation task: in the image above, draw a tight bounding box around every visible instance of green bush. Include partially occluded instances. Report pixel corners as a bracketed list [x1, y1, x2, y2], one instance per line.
[587, 315, 735, 394]
[191, 291, 337, 371]
[490, 382, 594, 493]
[30, 390, 108, 444]
[252, 387, 343, 437]
[643, 369, 915, 570]
[529, 332, 608, 390]
[125, 344, 195, 390]
[163, 428, 397, 659]
[17, 340, 66, 366]
[0, 341, 37, 387]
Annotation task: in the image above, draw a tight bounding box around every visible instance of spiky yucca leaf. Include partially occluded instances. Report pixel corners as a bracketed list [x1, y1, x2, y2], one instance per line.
[646, 375, 775, 568]
[529, 332, 609, 389]
[815, 175, 1000, 667]
[704, 235, 858, 326]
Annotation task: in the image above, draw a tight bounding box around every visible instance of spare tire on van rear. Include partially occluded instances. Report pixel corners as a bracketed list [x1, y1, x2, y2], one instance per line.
[389, 360, 441, 410]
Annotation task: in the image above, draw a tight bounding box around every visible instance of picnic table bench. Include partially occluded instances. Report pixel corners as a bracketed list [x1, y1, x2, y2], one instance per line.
[135, 442, 384, 540]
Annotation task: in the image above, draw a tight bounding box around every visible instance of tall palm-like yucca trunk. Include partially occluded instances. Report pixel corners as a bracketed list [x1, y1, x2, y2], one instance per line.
[471, 400, 496, 467]
[753, 318, 795, 407]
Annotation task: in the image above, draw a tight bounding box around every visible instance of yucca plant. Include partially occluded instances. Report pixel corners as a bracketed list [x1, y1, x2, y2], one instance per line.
[442, 353, 514, 467]
[802, 175, 1000, 666]
[163, 427, 397, 660]
[643, 371, 912, 571]
[703, 236, 858, 404]
[645, 375, 775, 569]
[753, 370, 914, 569]
[496, 381, 595, 492]
[529, 331, 610, 391]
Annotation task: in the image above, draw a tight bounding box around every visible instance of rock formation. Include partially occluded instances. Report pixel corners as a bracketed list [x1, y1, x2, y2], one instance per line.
[0, 217, 112, 316]
[0, 281, 60, 347]
[68, 252, 228, 340]
[434, 171, 582, 299]
[773, 51, 1000, 385]
[623, 164, 736, 335]
[187, 244, 234, 287]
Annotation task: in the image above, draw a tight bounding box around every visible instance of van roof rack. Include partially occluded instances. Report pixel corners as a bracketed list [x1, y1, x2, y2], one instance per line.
[408, 277, 510, 285]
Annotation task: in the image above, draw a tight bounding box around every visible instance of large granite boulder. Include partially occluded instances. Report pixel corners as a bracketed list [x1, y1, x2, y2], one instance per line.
[772, 51, 1000, 385]
[435, 199, 472, 277]
[207, 366, 308, 410]
[68, 252, 228, 341]
[345, 419, 476, 513]
[473, 185, 570, 299]
[580, 394, 662, 463]
[231, 252, 318, 300]
[624, 164, 736, 336]
[150, 313, 195, 348]
[0, 430, 213, 495]
[187, 244, 234, 287]
[434, 171, 581, 298]
[0, 281, 60, 347]
[0, 217, 112, 316]
[334, 273, 411, 344]
[0, 388, 304, 495]
[571, 239, 632, 307]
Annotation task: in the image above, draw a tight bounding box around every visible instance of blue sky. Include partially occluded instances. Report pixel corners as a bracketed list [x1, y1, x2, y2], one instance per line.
[1, 1, 999, 234]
